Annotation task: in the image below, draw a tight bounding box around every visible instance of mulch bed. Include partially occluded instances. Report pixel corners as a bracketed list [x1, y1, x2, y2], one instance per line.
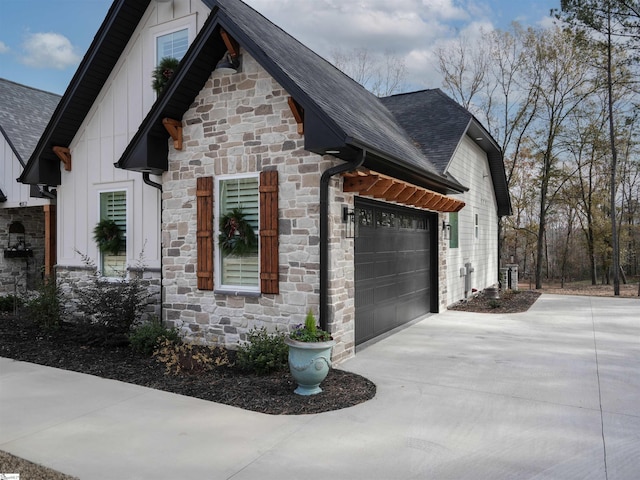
[447, 289, 541, 313]
[1, 290, 543, 414]
[0, 315, 375, 415]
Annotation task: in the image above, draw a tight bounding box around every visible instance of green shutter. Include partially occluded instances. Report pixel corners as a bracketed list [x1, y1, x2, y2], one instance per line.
[449, 212, 459, 249]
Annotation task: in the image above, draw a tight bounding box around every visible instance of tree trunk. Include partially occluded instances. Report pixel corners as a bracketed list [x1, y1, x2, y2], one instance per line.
[606, 14, 620, 296]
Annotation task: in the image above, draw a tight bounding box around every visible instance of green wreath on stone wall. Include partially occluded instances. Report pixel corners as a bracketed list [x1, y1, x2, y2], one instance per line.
[93, 219, 124, 256]
[218, 208, 257, 257]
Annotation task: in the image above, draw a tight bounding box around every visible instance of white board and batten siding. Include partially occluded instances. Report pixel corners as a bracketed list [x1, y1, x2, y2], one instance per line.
[1, 138, 48, 208]
[445, 135, 499, 306]
[56, 0, 210, 269]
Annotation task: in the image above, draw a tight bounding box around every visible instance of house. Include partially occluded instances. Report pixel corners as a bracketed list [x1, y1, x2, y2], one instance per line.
[380, 89, 511, 306]
[20, 0, 511, 362]
[0, 79, 59, 293]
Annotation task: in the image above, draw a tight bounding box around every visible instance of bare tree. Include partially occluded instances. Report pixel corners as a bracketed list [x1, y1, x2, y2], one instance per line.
[558, 0, 640, 294]
[526, 26, 597, 289]
[435, 35, 488, 110]
[330, 47, 407, 97]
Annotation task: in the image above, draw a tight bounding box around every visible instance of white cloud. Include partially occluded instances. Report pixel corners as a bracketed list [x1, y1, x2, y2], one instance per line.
[0, 41, 9, 54]
[242, 1, 545, 92]
[21, 32, 80, 69]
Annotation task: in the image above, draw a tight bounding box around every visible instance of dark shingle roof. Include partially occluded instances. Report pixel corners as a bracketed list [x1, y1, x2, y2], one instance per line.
[214, 0, 441, 178]
[18, 0, 151, 185]
[0, 78, 60, 164]
[380, 89, 473, 172]
[381, 89, 511, 216]
[116, 0, 464, 193]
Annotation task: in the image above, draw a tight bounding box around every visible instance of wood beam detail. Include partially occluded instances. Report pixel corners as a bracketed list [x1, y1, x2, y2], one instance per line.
[53, 146, 71, 171]
[342, 168, 465, 213]
[287, 97, 304, 135]
[43, 204, 56, 278]
[220, 28, 240, 59]
[162, 118, 183, 150]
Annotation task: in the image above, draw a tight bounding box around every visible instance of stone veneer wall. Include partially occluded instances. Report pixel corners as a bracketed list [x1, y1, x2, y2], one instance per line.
[162, 51, 356, 362]
[438, 212, 448, 312]
[55, 265, 162, 320]
[0, 206, 46, 294]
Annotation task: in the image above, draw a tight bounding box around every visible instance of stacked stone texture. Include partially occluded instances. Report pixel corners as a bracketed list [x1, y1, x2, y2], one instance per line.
[162, 52, 356, 361]
[0, 207, 45, 294]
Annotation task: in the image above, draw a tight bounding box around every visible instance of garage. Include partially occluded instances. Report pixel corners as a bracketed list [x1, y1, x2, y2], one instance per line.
[354, 198, 437, 345]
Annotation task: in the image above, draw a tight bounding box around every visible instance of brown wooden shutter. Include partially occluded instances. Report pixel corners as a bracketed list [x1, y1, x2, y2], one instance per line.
[196, 176, 214, 290]
[259, 170, 279, 294]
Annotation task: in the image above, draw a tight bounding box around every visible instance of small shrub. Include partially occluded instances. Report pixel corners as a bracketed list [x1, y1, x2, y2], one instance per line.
[154, 338, 229, 375]
[72, 252, 150, 337]
[488, 299, 502, 309]
[236, 327, 289, 375]
[129, 319, 180, 355]
[26, 281, 64, 329]
[0, 294, 22, 313]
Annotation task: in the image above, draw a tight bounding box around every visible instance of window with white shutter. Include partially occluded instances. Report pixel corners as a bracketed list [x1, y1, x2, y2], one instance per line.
[216, 175, 259, 291]
[100, 190, 127, 277]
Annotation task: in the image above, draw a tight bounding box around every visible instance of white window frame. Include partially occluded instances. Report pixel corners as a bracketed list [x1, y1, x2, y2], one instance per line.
[150, 15, 197, 66]
[215, 173, 261, 293]
[96, 183, 132, 278]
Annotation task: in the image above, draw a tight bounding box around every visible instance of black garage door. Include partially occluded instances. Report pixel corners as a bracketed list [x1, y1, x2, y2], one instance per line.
[354, 198, 435, 345]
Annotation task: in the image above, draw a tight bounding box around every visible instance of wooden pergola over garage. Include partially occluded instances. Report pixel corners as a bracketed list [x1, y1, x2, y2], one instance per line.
[342, 169, 465, 213]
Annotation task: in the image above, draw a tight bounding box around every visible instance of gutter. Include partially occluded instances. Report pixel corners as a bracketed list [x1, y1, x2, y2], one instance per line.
[319, 150, 366, 331]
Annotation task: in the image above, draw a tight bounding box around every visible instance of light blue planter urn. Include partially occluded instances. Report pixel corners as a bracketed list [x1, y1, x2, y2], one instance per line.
[284, 337, 336, 395]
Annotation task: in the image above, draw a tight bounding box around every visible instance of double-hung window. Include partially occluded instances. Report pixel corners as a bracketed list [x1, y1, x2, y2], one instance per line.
[156, 28, 189, 64]
[196, 172, 279, 294]
[99, 190, 127, 277]
[216, 175, 260, 291]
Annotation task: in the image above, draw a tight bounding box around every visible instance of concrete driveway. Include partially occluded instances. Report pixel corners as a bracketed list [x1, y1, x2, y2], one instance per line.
[1, 294, 639, 479]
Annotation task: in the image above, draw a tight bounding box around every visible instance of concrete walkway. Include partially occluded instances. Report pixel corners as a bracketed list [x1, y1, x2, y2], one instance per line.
[1, 294, 639, 479]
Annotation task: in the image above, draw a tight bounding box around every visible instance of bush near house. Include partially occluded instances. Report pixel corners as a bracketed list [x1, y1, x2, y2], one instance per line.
[236, 327, 289, 375]
[25, 281, 65, 330]
[129, 318, 180, 355]
[0, 294, 23, 313]
[69, 252, 151, 344]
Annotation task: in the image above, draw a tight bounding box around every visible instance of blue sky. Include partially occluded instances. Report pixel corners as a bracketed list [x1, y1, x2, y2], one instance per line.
[0, 0, 559, 95]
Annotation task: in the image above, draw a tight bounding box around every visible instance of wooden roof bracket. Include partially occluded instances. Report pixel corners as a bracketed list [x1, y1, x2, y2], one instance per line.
[162, 118, 183, 150]
[53, 146, 72, 171]
[287, 97, 304, 135]
[220, 28, 240, 60]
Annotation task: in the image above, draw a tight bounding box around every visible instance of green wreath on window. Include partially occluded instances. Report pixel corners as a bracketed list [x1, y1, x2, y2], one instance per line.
[218, 208, 257, 257]
[93, 219, 124, 256]
[152, 57, 180, 94]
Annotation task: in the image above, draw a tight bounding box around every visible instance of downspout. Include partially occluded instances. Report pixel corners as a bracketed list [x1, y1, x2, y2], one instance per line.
[319, 149, 366, 331]
[142, 172, 163, 323]
[142, 172, 162, 190]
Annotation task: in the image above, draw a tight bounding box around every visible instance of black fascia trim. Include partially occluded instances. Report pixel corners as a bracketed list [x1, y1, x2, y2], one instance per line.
[117, 7, 348, 172]
[465, 120, 512, 217]
[20, 0, 151, 184]
[116, 9, 228, 171]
